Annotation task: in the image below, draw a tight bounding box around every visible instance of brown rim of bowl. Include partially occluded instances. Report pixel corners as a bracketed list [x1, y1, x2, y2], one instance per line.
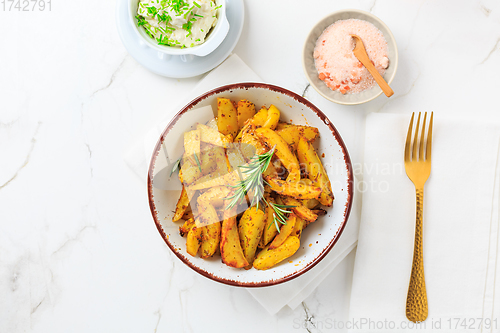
[147, 82, 354, 287]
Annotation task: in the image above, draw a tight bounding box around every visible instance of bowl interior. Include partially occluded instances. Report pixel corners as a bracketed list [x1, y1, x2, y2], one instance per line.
[148, 83, 353, 287]
[129, 0, 225, 55]
[303, 9, 398, 105]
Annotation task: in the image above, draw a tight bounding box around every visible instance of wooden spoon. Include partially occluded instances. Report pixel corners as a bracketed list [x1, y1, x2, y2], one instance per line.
[351, 34, 394, 97]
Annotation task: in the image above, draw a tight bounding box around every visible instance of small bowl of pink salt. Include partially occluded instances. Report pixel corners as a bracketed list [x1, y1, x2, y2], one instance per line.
[302, 9, 398, 105]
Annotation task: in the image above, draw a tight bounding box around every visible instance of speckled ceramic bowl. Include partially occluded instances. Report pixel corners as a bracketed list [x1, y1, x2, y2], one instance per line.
[147, 83, 353, 287]
[302, 9, 398, 105]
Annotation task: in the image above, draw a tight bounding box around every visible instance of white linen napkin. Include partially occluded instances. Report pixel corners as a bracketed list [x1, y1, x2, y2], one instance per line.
[348, 113, 500, 333]
[124, 54, 360, 315]
[124, 54, 262, 174]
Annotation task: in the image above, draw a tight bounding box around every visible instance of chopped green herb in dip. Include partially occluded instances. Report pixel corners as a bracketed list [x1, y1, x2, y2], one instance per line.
[136, 0, 219, 48]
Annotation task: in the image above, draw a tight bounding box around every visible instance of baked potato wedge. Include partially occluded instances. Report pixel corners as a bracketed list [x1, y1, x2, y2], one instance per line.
[291, 217, 307, 238]
[197, 123, 232, 147]
[255, 127, 300, 178]
[297, 138, 334, 206]
[197, 186, 231, 208]
[276, 125, 300, 151]
[280, 196, 318, 222]
[251, 107, 268, 127]
[237, 99, 256, 130]
[179, 218, 195, 237]
[265, 177, 321, 200]
[184, 129, 201, 166]
[200, 145, 217, 175]
[217, 98, 238, 137]
[269, 214, 296, 250]
[186, 225, 202, 256]
[189, 170, 240, 191]
[262, 105, 280, 130]
[220, 206, 249, 268]
[303, 198, 320, 209]
[253, 236, 300, 270]
[260, 197, 279, 247]
[180, 157, 201, 185]
[200, 222, 221, 258]
[238, 207, 266, 268]
[173, 185, 190, 222]
[275, 123, 319, 142]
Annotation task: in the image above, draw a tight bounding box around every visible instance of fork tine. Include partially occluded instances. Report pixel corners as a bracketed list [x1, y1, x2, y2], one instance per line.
[426, 112, 433, 160]
[412, 113, 421, 161]
[419, 113, 427, 161]
[405, 113, 415, 162]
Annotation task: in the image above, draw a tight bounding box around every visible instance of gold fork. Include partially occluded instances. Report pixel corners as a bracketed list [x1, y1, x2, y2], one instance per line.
[404, 112, 433, 323]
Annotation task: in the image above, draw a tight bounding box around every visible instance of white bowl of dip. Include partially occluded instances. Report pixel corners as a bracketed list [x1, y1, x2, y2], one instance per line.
[128, 0, 229, 57]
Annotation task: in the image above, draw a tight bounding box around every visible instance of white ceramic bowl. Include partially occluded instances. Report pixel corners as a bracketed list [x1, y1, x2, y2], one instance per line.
[302, 9, 399, 105]
[128, 0, 229, 57]
[147, 83, 354, 287]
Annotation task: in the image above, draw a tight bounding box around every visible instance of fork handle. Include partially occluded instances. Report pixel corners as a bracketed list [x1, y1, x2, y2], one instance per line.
[406, 187, 428, 322]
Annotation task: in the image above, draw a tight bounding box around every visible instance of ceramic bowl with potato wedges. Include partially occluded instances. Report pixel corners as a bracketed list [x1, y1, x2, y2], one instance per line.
[147, 82, 353, 287]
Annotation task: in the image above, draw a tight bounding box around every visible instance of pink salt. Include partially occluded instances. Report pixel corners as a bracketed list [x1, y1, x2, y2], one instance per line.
[313, 19, 389, 94]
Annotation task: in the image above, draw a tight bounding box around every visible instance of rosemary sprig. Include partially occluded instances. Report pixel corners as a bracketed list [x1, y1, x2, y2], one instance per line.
[224, 146, 276, 210]
[223, 146, 295, 233]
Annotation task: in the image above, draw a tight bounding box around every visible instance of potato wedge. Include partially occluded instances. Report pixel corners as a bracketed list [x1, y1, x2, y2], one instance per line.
[275, 123, 319, 142]
[241, 125, 266, 159]
[275, 122, 289, 131]
[262, 105, 280, 130]
[180, 157, 201, 185]
[269, 214, 296, 250]
[195, 186, 231, 228]
[253, 236, 300, 270]
[251, 107, 268, 127]
[200, 146, 217, 175]
[265, 177, 321, 200]
[184, 129, 201, 166]
[297, 138, 333, 206]
[197, 186, 231, 208]
[280, 196, 318, 222]
[226, 147, 247, 173]
[297, 125, 319, 142]
[303, 198, 320, 210]
[238, 207, 266, 268]
[173, 185, 190, 222]
[276, 125, 300, 152]
[189, 170, 240, 191]
[196, 198, 220, 227]
[260, 197, 279, 247]
[200, 222, 221, 258]
[255, 127, 300, 176]
[179, 218, 195, 237]
[220, 206, 249, 268]
[311, 209, 327, 217]
[234, 107, 268, 142]
[205, 117, 218, 130]
[186, 225, 202, 256]
[217, 98, 238, 137]
[197, 123, 232, 147]
[237, 99, 256, 130]
[291, 217, 307, 238]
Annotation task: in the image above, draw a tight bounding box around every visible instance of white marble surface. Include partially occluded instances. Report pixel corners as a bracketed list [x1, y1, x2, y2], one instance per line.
[1, 0, 500, 332]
